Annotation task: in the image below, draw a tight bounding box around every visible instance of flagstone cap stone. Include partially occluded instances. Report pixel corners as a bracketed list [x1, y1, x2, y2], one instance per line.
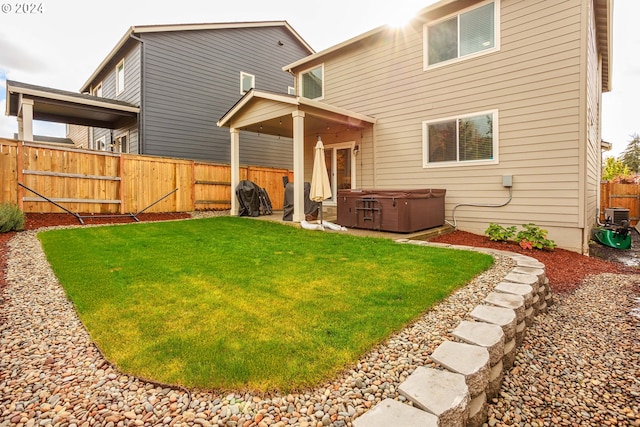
[352, 398, 438, 427]
[398, 366, 470, 425]
[469, 305, 517, 342]
[484, 291, 525, 323]
[510, 255, 545, 269]
[431, 341, 490, 397]
[503, 272, 539, 290]
[512, 266, 546, 281]
[452, 320, 505, 366]
[494, 282, 534, 306]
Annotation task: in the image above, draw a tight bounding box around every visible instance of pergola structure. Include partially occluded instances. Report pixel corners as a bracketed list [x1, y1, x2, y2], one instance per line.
[218, 90, 376, 222]
[5, 80, 139, 141]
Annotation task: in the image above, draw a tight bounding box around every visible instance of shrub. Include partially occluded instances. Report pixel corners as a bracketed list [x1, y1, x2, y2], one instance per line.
[0, 203, 26, 233]
[515, 223, 556, 251]
[485, 223, 517, 242]
[485, 222, 556, 251]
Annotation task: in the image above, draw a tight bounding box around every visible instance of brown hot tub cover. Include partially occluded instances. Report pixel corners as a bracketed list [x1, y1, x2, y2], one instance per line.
[336, 189, 446, 233]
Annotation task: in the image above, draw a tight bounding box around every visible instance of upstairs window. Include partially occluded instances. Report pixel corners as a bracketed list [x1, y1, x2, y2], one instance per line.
[240, 72, 255, 94]
[300, 64, 323, 100]
[116, 60, 125, 95]
[423, 110, 498, 167]
[425, 1, 497, 68]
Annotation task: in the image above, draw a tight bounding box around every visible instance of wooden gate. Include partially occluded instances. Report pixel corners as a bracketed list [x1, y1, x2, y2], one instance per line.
[600, 181, 640, 226]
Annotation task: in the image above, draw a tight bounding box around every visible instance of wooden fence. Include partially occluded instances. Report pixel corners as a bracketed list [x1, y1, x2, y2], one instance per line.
[0, 138, 293, 214]
[600, 181, 640, 226]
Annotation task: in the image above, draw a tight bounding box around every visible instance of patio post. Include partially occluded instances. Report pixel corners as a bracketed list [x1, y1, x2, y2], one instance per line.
[292, 110, 305, 222]
[230, 127, 240, 216]
[18, 96, 34, 142]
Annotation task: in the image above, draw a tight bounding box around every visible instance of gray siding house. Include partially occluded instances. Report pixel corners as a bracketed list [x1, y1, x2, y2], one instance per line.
[75, 21, 313, 168]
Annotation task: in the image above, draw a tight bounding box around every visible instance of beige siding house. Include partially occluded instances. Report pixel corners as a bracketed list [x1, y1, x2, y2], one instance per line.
[218, 0, 612, 254]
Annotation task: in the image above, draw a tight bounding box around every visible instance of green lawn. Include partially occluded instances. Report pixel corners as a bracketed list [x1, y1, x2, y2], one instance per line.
[38, 216, 493, 392]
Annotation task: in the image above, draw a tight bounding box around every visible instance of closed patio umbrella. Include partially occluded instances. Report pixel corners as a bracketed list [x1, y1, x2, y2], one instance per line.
[310, 136, 332, 227]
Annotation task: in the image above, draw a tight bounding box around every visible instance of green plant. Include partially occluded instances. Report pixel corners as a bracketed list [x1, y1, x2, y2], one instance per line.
[484, 223, 517, 242]
[515, 223, 556, 251]
[602, 156, 631, 181]
[39, 217, 493, 391]
[0, 203, 25, 233]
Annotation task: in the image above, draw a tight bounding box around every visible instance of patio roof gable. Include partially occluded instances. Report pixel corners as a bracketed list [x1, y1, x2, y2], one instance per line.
[217, 90, 376, 138]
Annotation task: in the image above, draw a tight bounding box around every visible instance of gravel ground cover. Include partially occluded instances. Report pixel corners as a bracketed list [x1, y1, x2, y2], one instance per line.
[0, 214, 639, 427]
[486, 273, 640, 427]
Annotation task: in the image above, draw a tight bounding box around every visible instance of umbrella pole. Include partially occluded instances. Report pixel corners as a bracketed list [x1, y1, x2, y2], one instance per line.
[319, 201, 323, 227]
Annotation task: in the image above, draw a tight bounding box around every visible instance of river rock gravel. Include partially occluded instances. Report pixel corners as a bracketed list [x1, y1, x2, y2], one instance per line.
[1, 227, 639, 427]
[485, 273, 640, 427]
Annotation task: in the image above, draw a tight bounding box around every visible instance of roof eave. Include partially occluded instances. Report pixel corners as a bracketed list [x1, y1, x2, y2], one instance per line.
[282, 0, 458, 73]
[298, 97, 377, 125]
[80, 27, 136, 93]
[82, 21, 315, 93]
[283, 25, 388, 73]
[217, 90, 377, 129]
[133, 20, 314, 53]
[9, 81, 140, 114]
[600, 0, 613, 92]
[217, 90, 298, 128]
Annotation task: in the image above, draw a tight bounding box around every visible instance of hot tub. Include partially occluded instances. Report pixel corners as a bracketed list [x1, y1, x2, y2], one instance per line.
[336, 189, 446, 233]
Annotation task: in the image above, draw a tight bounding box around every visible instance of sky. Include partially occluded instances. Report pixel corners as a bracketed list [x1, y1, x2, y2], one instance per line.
[0, 0, 638, 158]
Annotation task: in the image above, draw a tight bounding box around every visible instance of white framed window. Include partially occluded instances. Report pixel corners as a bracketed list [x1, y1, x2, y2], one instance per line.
[115, 60, 125, 95]
[422, 110, 498, 167]
[240, 72, 255, 94]
[287, 86, 295, 96]
[424, 0, 499, 69]
[112, 133, 128, 153]
[96, 136, 107, 151]
[300, 64, 324, 100]
[92, 82, 103, 97]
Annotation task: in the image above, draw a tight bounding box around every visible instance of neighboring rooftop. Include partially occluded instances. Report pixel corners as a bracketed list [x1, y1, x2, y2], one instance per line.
[79, 21, 315, 93]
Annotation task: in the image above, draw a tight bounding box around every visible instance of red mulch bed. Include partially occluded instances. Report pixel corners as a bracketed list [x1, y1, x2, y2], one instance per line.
[0, 215, 636, 296]
[24, 212, 191, 229]
[430, 230, 637, 294]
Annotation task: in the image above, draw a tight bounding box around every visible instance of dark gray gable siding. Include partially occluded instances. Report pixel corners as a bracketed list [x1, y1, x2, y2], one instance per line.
[141, 26, 311, 168]
[90, 44, 142, 153]
[96, 44, 142, 106]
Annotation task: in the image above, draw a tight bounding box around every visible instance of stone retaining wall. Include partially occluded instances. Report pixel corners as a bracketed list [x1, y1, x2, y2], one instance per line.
[353, 241, 551, 427]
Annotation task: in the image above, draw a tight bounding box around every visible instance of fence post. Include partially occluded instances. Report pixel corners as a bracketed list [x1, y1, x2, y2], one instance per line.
[119, 154, 125, 214]
[16, 141, 24, 211]
[191, 160, 196, 211]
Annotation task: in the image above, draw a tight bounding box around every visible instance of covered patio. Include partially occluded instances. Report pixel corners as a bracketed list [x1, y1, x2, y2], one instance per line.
[218, 90, 376, 222]
[5, 80, 139, 141]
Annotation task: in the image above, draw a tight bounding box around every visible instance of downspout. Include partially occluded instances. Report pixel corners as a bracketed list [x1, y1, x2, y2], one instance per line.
[130, 33, 144, 154]
[446, 176, 513, 228]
